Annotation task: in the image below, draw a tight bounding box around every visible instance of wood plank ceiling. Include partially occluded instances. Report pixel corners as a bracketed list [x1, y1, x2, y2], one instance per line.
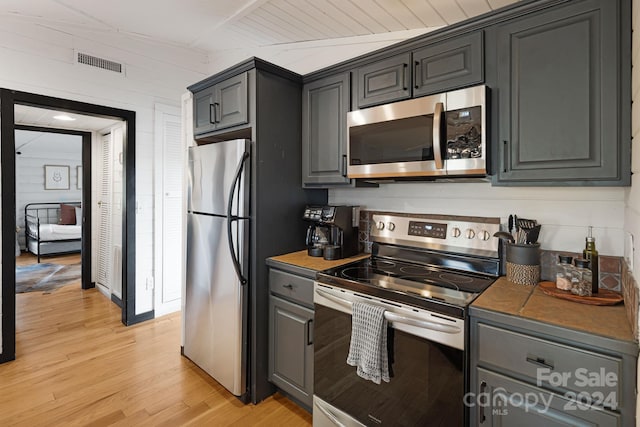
[0, 0, 520, 53]
[224, 0, 520, 48]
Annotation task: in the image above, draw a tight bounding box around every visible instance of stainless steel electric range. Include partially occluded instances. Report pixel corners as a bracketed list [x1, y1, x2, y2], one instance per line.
[313, 213, 501, 427]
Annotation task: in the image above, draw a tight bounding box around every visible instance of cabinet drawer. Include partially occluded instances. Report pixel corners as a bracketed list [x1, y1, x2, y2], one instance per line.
[477, 323, 622, 409]
[269, 269, 314, 307]
[476, 367, 620, 427]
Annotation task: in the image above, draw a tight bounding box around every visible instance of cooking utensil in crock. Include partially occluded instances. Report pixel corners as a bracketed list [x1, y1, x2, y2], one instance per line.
[493, 231, 515, 243]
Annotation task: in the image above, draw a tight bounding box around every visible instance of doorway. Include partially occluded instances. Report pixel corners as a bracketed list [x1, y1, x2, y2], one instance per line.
[1, 89, 145, 364]
[15, 126, 88, 295]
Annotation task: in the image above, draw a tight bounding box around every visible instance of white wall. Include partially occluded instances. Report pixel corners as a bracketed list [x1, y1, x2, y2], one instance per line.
[331, 183, 626, 256]
[0, 16, 209, 317]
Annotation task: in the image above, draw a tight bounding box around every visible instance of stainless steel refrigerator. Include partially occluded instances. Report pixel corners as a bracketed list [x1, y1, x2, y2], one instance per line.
[184, 139, 251, 399]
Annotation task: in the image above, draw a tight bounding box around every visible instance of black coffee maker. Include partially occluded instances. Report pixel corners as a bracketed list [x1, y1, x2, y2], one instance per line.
[303, 205, 359, 260]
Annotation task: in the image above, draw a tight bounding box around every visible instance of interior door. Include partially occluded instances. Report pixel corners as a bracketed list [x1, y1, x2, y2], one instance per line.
[96, 134, 113, 296]
[154, 104, 183, 316]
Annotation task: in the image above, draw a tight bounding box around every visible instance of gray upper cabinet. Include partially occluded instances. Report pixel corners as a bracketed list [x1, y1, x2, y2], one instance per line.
[492, 0, 630, 185]
[193, 85, 217, 135]
[355, 53, 411, 108]
[302, 72, 351, 187]
[215, 73, 248, 131]
[413, 31, 483, 97]
[193, 72, 248, 136]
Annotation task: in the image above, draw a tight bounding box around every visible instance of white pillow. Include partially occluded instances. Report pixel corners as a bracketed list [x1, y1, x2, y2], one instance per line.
[75, 206, 82, 225]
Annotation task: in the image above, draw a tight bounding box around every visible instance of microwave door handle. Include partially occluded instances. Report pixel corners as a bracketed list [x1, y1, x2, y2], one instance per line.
[433, 101, 444, 170]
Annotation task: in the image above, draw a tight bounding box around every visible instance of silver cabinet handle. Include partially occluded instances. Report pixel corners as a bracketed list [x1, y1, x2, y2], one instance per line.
[433, 101, 444, 170]
[315, 289, 461, 334]
[526, 355, 554, 370]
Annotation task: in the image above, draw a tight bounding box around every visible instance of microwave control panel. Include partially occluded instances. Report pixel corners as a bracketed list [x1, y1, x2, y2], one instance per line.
[408, 221, 447, 239]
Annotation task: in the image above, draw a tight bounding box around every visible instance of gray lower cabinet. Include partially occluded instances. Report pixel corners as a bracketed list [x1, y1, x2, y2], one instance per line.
[469, 311, 637, 426]
[413, 31, 483, 97]
[476, 368, 619, 426]
[193, 72, 248, 136]
[491, 0, 630, 185]
[354, 53, 411, 108]
[302, 73, 351, 187]
[268, 268, 314, 408]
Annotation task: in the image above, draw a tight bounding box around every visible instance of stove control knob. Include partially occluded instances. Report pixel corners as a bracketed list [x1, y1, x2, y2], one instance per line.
[377, 221, 385, 231]
[465, 229, 476, 239]
[387, 222, 396, 231]
[478, 230, 491, 241]
[451, 227, 461, 238]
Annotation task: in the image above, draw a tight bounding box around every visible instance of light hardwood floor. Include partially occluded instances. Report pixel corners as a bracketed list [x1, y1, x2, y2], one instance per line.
[2, 256, 312, 426]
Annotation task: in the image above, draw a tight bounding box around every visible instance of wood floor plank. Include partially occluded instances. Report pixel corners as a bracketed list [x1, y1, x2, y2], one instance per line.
[0, 272, 312, 426]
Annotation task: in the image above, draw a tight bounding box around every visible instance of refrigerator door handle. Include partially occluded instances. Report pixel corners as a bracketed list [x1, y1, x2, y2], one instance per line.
[227, 151, 250, 286]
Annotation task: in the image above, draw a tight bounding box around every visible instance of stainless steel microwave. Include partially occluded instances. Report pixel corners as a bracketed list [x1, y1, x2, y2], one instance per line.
[347, 85, 488, 179]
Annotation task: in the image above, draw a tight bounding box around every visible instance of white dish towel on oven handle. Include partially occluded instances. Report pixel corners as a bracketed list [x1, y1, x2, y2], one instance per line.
[346, 301, 390, 384]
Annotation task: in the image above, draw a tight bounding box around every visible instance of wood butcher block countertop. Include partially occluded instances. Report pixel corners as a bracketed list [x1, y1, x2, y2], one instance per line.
[268, 250, 370, 272]
[472, 277, 635, 343]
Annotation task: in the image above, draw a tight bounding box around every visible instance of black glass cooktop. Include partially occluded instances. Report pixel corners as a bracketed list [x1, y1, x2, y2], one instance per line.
[317, 256, 497, 314]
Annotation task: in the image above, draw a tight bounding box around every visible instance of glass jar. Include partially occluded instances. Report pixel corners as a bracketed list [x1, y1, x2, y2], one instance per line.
[555, 255, 573, 291]
[571, 259, 592, 297]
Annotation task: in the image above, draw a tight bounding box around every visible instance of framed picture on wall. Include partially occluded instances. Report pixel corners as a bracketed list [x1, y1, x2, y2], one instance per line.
[77, 166, 82, 189]
[44, 165, 70, 190]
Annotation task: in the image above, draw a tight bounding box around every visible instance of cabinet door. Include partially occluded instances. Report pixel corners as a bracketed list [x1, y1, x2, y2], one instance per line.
[215, 73, 249, 131]
[475, 368, 619, 427]
[413, 31, 483, 97]
[355, 53, 411, 108]
[193, 86, 216, 135]
[268, 295, 314, 407]
[302, 73, 351, 187]
[494, 0, 627, 185]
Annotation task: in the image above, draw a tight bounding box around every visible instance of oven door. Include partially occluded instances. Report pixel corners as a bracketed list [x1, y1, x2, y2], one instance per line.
[313, 284, 466, 427]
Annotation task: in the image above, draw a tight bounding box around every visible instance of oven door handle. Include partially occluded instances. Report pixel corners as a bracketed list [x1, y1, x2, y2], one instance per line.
[385, 312, 460, 334]
[316, 289, 462, 334]
[315, 398, 348, 427]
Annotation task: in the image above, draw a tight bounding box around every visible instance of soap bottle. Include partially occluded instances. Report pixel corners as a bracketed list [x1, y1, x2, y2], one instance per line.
[582, 226, 599, 294]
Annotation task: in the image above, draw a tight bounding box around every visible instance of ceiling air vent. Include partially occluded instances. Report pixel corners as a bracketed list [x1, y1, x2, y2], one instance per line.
[76, 52, 123, 74]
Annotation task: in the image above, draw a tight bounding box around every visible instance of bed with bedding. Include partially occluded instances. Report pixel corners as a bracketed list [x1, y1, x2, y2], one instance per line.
[25, 202, 82, 262]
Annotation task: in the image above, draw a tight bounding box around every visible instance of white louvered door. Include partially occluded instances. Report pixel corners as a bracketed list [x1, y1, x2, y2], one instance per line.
[154, 104, 184, 316]
[162, 119, 182, 302]
[96, 134, 113, 292]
